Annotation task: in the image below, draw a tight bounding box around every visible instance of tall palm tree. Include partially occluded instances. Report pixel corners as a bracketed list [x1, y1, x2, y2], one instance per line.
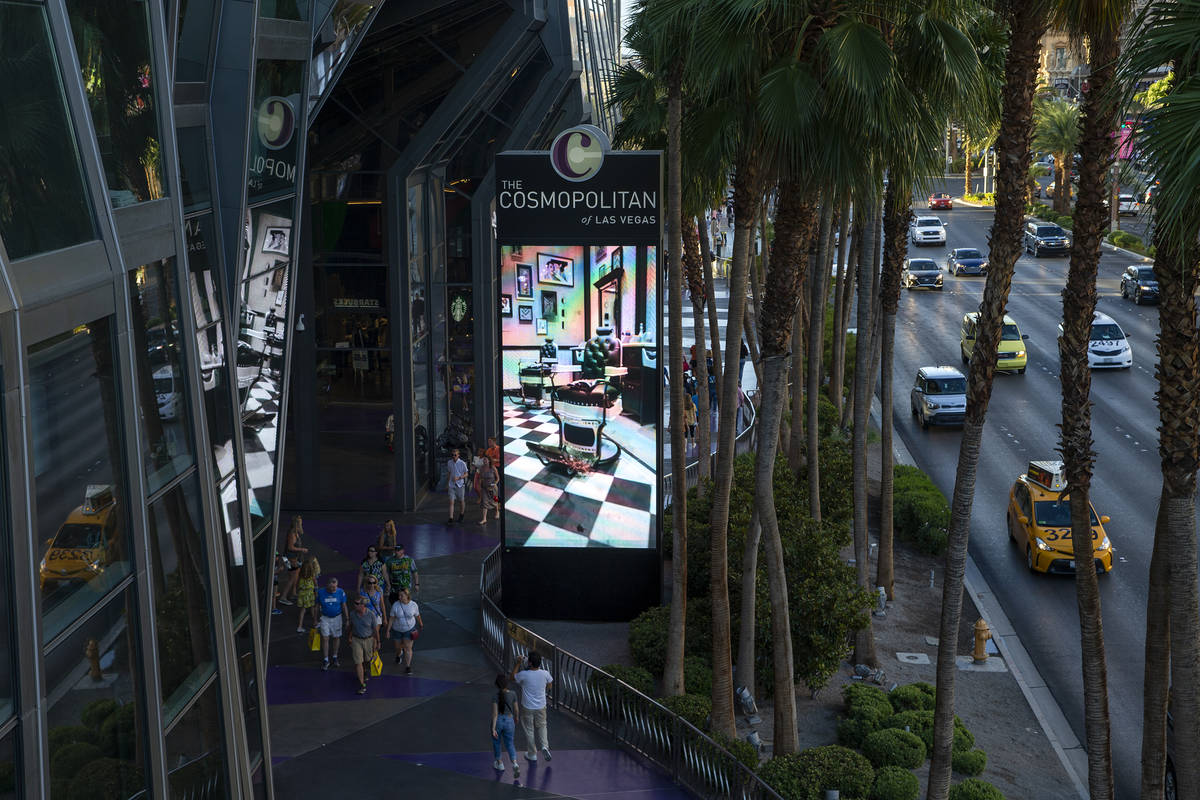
[927, 0, 1051, 795]
[1032, 97, 1080, 213]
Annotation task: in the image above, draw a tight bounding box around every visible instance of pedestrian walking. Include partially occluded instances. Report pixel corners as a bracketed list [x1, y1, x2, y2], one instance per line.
[447, 449, 469, 523]
[388, 587, 423, 674]
[348, 596, 380, 695]
[357, 545, 388, 595]
[683, 394, 698, 452]
[478, 458, 500, 524]
[492, 673, 521, 774]
[384, 543, 419, 597]
[511, 651, 554, 762]
[316, 577, 349, 670]
[376, 519, 398, 559]
[280, 515, 307, 602]
[362, 574, 387, 634]
[486, 436, 501, 468]
[472, 446, 489, 502]
[295, 556, 321, 633]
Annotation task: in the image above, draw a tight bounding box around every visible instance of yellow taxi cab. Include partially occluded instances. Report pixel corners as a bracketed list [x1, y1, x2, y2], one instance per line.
[39, 485, 122, 590]
[960, 312, 1029, 374]
[1007, 461, 1114, 574]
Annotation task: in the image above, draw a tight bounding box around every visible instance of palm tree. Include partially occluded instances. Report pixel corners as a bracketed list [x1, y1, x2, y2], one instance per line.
[1032, 97, 1080, 213]
[927, 0, 1051, 795]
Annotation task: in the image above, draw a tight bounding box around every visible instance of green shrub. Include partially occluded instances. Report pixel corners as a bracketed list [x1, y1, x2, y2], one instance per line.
[1055, 214, 1074, 229]
[0, 760, 14, 793]
[51, 742, 104, 783]
[81, 699, 120, 731]
[844, 684, 894, 722]
[760, 745, 875, 800]
[863, 728, 927, 769]
[602, 664, 655, 697]
[658, 693, 711, 730]
[97, 704, 137, 760]
[885, 710, 974, 754]
[953, 748, 988, 776]
[629, 606, 671, 675]
[837, 715, 879, 749]
[683, 655, 713, 697]
[871, 765, 920, 800]
[889, 682, 936, 712]
[948, 778, 1005, 800]
[48, 725, 97, 756]
[66, 757, 145, 800]
[713, 732, 760, 770]
[892, 470, 950, 555]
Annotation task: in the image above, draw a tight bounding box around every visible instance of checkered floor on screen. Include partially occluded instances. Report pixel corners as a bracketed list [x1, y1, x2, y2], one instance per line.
[502, 404, 657, 547]
[242, 370, 281, 518]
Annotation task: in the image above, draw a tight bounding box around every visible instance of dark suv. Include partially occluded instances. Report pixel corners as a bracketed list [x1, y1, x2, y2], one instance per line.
[1121, 264, 1159, 304]
[1024, 222, 1071, 256]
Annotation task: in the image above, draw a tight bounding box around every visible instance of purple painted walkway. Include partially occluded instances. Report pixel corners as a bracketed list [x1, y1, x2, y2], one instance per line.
[303, 518, 496, 562]
[386, 749, 694, 799]
[266, 664, 460, 705]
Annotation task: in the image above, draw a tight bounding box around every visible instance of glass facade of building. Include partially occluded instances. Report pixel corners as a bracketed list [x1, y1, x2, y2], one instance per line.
[0, 0, 614, 796]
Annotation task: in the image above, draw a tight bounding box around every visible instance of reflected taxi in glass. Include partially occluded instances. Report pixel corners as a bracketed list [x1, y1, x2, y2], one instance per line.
[1006, 461, 1114, 575]
[39, 485, 122, 590]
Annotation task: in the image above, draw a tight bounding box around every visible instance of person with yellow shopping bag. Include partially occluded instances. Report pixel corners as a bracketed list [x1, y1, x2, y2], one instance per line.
[348, 596, 380, 695]
[369, 650, 383, 678]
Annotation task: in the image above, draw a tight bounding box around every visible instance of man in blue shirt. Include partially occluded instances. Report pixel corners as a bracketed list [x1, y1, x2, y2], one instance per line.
[316, 576, 349, 670]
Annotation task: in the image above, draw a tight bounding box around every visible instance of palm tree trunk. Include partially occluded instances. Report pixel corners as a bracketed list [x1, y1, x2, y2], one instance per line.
[736, 509, 760, 700]
[876, 177, 911, 600]
[694, 217, 716, 492]
[705, 241, 723, 394]
[927, 1, 1047, 795]
[708, 161, 765, 738]
[829, 214, 855, 415]
[789, 304, 805, 472]
[1059, 27, 1121, 797]
[805, 201, 836, 514]
[1056, 150, 1069, 214]
[662, 71, 687, 698]
[852, 197, 879, 667]
[1141, 492, 1170, 800]
[963, 138, 972, 195]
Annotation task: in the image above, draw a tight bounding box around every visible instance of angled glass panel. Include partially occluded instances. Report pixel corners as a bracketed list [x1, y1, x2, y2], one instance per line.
[220, 477, 248, 619]
[66, 0, 167, 207]
[309, 2, 376, 113]
[130, 259, 196, 494]
[0, 727, 16, 798]
[175, 0, 216, 83]
[259, 0, 309, 21]
[233, 622, 262, 765]
[248, 60, 303, 203]
[0, 365, 12, 724]
[0, 1, 96, 260]
[45, 588, 148, 799]
[177, 125, 212, 213]
[29, 318, 130, 644]
[165, 683, 227, 797]
[148, 475, 215, 721]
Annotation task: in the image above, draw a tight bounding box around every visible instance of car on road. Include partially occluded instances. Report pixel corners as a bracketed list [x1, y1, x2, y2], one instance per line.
[910, 215, 947, 247]
[1117, 194, 1140, 216]
[1007, 460, 1114, 574]
[39, 485, 123, 591]
[1145, 182, 1160, 204]
[928, 192, 953, 210]
[1121, 264, 1159, 304]
[1057, 311, 1133, 369]
[903, 258, 944, 290]
[945, 247, 988, 276]
[1024, 221, 1071, 256]
[909, 366, 966, 428]
[960, 312, 1029, 373]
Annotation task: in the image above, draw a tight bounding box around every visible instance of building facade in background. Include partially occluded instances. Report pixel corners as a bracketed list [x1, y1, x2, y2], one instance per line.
[0, 0, 615, 797]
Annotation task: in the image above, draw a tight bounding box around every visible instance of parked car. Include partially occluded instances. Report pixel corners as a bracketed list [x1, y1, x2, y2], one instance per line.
[903, 258, 944, 290]
[910, 215, 947, 247]
[1117, 194, 1140, 216]
[928, 192, 953, 210]
[909, 366, 966, 428]
[1057, 311, 1132, 369]
[945, 247, 988, 276]
[1024, 222, 1071, 256]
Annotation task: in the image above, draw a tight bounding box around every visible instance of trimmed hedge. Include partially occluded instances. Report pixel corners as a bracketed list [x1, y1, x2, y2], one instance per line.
[948, 778, 1006, 800]
[837, 715, 879, 750]
[892, 466, 949, 555]
[97, 703, 137, 760]
[51, 742, 105, 783]
[862, 728, 926, 769]
[953, 748, 988, 776]
[760, 746, 875, 800]
[871, 765, 920, 800]
[66, 758, 145, 800]
[713, 732, 760, 770]
[602, 664, 654, 697]
[683, 655, 713, 697]
[81, 699, 120, 732]
[629, 605, 671, 676]
[889, 682, 935, 712]
[48, 725, 97, 756]
[844, 684, 893, 721]
[658, 693, 711, 730]
[883, 710, 974, 754]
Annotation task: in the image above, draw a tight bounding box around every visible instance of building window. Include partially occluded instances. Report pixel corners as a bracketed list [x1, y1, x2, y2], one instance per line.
[1055, 47, 1067, 70]
[0, 1, 96, 260]
[0, 367, 13, 725]
[65, 0, 166, 207]
[164, 683, 226, 796]
[175, 0, 216, 83]
[177, 126, 213, 213]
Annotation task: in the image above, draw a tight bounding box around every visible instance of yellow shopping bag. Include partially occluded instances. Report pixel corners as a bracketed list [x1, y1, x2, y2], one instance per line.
[308, 628, 321, 652]
[369, 651, 383, 677]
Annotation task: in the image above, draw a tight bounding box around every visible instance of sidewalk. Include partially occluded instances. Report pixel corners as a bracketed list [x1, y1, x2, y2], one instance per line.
[266, 503, 693, 799]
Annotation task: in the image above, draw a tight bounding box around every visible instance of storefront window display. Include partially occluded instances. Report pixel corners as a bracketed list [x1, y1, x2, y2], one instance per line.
[500, 244, 659, 548]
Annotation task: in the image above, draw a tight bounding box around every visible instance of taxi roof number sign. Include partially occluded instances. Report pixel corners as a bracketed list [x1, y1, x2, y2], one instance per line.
[83, 484, 115, 515]
[1027, 461, 1067, 492]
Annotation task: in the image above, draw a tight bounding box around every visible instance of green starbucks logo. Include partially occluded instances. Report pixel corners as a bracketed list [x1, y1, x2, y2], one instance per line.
[451, 294, 468, 322]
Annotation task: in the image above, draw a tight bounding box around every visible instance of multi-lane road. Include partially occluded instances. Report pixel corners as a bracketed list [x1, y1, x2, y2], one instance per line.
[892, 182, 1156, 799]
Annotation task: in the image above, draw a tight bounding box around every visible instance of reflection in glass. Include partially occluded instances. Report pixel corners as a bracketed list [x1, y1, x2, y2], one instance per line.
[130, 260, 196, 494]
[65, 0, 165, 207]
[0, 368, 12, 724]
[221, 478, 248, 619]
[0, 2, 96, 260]
[310, 3, 376, 111]
[253, 529, 272, 624]
[175, 0, 216, 83]
[177, 126, 212, 213]
[412, 337, 430, 489]
[247, 60, 303, 201]
[46, 590, 147, 799]
[0, 727, 16, 798]
[259, 0, 309, 21]
[165, 683, 226, 796]
[233, 623, 263, 766]
[148, 476, 215, 721]
[29, 319, 130, 644]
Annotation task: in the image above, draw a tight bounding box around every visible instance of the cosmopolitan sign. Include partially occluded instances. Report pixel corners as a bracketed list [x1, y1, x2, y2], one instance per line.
[495, 126, 662, 245]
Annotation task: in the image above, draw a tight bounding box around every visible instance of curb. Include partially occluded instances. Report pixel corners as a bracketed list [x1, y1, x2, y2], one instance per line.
[870, 396, 1090, 800]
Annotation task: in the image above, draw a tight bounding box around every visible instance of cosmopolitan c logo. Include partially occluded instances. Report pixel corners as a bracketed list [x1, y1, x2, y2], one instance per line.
[549, 125, 610, 182]
[257, 96, 295, 151]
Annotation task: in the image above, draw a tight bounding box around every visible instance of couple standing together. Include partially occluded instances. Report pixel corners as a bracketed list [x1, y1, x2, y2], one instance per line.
[491, 651, 553, 774]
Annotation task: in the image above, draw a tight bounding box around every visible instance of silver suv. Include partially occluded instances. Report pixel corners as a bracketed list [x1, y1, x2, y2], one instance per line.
[910, 366, 967, 428]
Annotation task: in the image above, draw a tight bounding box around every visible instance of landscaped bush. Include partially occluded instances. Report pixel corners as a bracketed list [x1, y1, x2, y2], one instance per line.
[66, 758, 145, 800]
[884, 710, 975, 754]
[844, 684, 894, 722]
[629, 605, 671, 675]
[97, 703, 137, 760]
[837, 714, 879, 749]
[51, 742, 105, 783]
[657, 693, 711, 730]
[1054, 214, 1074, 229]
[871, 765, 920, 800]
[601, 664, 655, 696]
[947, 778, 1005, 800]
[759, 745, 875, 800]
[48, 725, 97, 756]
[953, 748, 988, 776]
[889, 682, 936, 712]
[81, 699, 120, 731]
[963, 192, 996, 206]
[683, 655, 713, 696]
[892, 466, 950, 555]
[713, 732, 760, 770]
[862, 728, 927, 769]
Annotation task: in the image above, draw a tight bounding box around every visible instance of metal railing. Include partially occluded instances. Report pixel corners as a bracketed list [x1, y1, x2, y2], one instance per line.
[663, 390, 759, 507]
[479, 546, 783, 800]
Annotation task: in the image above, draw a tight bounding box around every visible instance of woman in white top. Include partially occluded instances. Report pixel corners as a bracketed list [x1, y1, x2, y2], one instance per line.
[388, 588, 423, 674]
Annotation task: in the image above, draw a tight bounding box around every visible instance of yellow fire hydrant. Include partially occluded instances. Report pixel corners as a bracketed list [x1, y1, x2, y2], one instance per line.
[973, 619, 992, 664]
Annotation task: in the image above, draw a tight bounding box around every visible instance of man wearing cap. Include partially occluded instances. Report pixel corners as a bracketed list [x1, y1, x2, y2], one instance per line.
[385, 543, 419, 597]
[348, 595, 380, 695]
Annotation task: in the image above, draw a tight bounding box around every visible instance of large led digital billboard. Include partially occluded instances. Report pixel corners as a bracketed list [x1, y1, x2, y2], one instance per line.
[499, 243, 659, 547]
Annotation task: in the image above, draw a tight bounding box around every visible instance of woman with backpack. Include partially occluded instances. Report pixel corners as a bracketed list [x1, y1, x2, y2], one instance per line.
[491, 673, 521, 774]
